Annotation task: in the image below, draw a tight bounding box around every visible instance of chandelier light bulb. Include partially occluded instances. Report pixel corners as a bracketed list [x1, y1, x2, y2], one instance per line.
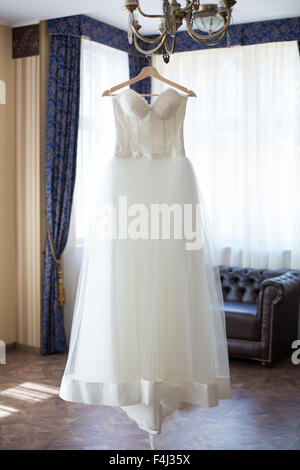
[193, 4, 225, 35]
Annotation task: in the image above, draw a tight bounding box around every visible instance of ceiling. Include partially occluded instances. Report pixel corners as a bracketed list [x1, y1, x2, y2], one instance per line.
[0, 0, 299, 32]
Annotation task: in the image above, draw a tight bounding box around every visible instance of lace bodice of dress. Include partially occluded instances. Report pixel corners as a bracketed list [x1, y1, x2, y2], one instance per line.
[112, 88, 188, 159]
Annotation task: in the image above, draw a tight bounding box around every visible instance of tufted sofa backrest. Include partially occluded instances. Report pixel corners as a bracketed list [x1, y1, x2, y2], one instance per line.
[219, 266, 289, 304]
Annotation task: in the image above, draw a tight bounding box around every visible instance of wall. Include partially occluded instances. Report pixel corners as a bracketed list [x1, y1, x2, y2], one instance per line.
[0, 22, 47, 349]
[0, 25, 17, 344]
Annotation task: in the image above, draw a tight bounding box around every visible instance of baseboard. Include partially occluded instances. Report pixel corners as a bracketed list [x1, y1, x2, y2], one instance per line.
[6, 342, 40, 355]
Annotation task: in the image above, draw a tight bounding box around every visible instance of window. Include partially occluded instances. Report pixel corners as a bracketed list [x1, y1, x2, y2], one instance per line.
[152, 41, 300, 269]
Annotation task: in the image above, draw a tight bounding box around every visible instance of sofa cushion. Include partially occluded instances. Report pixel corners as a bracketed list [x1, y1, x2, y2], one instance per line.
[224, 300, 261, 341]
[219, 266, 288, 304]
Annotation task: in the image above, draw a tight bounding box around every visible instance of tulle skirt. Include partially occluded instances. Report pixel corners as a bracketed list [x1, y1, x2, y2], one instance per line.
[59, 154, 231, 435]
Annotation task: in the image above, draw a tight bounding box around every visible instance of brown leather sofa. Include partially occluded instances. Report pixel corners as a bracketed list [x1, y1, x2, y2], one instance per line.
[219, 266, 300, 364]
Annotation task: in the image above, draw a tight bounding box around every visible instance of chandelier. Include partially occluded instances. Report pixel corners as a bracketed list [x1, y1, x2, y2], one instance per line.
[124, 0, 237, 62]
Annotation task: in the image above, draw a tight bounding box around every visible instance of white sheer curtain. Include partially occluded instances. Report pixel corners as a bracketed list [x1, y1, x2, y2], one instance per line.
[152, 41, 300, 270]
[64, 39, 129, 341]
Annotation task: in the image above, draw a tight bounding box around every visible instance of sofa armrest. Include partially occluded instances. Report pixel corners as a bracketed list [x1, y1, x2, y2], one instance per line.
[261, 271, 300, 303]
[260, 271, 300, 362]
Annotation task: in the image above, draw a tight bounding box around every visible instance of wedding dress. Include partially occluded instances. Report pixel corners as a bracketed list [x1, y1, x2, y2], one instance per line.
[59, 87, 231, 438]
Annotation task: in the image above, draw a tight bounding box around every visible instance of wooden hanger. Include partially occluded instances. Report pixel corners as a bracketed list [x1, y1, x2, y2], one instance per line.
[101, 65, 196, 97]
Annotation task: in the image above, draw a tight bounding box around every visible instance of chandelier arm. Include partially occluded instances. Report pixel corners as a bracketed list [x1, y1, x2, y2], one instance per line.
[180, 0, 197, 14]
[184, 8, 231, 40]
[131, 22, 166, 44]
[186, 28, 227, 46]
[137, 0, 164, 18]
[164, 35, 176, 55]
[187, 31, 226, 46]
[133, 32, 167, 54]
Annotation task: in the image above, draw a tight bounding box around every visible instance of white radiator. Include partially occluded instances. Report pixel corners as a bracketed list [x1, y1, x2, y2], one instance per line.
[0, 340, 6, 364]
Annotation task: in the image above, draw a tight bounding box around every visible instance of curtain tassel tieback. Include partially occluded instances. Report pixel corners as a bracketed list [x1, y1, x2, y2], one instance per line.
[47, 226, 66, 307]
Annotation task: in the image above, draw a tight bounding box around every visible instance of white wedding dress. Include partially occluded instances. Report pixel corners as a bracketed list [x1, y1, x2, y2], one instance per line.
[59, 87, 231, 437]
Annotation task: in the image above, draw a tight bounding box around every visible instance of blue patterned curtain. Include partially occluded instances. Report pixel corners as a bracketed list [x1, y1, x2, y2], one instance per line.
[48, 15, 129, 52]
[48, 14, 300, 52]
[174, 16, 300, 52]
[41, 35, 81, 354]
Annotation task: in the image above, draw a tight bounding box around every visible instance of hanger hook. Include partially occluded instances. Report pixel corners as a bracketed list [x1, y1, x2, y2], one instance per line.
[146, 54, 151, 65]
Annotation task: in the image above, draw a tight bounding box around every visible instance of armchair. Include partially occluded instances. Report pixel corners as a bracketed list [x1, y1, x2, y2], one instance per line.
[219, 267, 300, 364]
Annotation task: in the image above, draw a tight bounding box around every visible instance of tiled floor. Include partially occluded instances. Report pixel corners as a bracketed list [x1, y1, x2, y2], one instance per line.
[0, 350, 299, 450]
